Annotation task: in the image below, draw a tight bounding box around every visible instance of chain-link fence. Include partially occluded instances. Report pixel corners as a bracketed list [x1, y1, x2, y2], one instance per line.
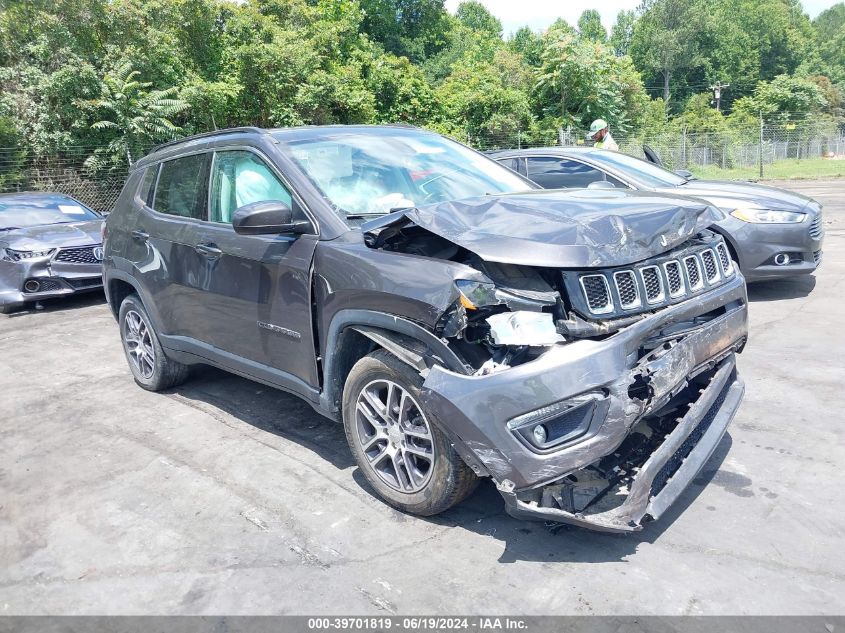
[1, 119, 843, 214]
[470, 118, 845, 178]
[0, 145, 140, 213]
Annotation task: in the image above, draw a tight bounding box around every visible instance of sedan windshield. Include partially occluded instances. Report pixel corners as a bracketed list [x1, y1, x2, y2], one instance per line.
[281, 130, 532, 218]
[0, 197, 99, 230]
[587, 151, 688, 189]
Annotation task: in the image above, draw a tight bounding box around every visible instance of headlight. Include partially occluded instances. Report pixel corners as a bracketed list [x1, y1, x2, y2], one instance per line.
[730, 208, 806, 223]
[486, 311, 563, 346]
[455, 279, 499, 310]
[1, 248, 55, 261]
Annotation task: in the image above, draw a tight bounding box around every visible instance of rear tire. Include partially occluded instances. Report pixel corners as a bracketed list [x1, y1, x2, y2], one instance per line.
[118, 294, 189, 391]
[342, 349, 478, 516]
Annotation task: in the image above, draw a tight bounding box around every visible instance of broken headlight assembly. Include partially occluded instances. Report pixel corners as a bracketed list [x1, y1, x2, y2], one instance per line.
[1, 247, 55, 261]
[455, 279, 563, 347]
[730, 208, 806, 223]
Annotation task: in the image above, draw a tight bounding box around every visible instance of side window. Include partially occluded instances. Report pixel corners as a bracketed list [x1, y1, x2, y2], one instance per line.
[152, 153, 210, 220]
[497, 158, 518, 172]
[137, 165, 158, 206]
[210, 151, 293, 224]
[526, 157, 605, 189]
[606, 174, 627, 188]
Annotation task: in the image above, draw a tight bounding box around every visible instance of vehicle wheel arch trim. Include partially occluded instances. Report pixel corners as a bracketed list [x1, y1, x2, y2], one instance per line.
[320, 309, 471, 418]
[104, 270, 163, 331]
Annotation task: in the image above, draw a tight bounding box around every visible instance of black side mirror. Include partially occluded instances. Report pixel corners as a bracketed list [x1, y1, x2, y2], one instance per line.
[643, 144, 663, 166]
[232, 200, 309, 235]
[674, 169, 695, 180]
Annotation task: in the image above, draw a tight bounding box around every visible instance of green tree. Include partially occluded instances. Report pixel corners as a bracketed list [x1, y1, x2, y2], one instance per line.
[509, 26, 543, 67]
[609, 10, 636, 56]
[455, 1, 502, 38]
[577, 9, 607, 42]
[630, 0, 710, 106]
[435, 51, 532, 145]
[535, 27, 648, 133]
[89, 63, 189, 163]
[359, 0, 450, 61]
[811, 3, 845, 84]
[733, 74, 828, 122]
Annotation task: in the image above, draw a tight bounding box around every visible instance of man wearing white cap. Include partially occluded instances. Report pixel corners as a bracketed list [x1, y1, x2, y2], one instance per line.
[587, 119, 618, 151]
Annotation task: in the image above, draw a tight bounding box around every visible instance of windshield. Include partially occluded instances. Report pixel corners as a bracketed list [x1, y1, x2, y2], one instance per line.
[281, 130, 532, 218]
[587, 151, 688, 188]
[0, 197, 99, 230]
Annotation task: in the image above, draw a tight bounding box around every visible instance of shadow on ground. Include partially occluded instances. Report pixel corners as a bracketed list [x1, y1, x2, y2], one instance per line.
[747, 275, 816, 302]
[170, 365, 732, 564]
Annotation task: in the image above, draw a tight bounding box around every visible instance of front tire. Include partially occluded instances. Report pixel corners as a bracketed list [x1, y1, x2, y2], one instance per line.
[118, 294, 188, 391]
[342, 350, 478, 516]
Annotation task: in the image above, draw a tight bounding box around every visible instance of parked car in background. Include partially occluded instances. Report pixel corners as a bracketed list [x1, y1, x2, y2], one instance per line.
[0, 192, 105, 313]
[490, 147, 824, 282]
[104, 125, 747, 531]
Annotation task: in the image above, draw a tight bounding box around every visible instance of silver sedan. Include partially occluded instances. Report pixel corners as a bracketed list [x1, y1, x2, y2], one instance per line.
[491, 147, 824, 282]
[0, 192, 104, 313]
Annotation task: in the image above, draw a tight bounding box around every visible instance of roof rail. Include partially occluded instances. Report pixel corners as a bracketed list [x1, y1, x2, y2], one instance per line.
[148, 127, 269, 156]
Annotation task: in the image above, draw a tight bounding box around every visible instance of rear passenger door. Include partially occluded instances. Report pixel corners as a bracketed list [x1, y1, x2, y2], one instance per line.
[525, 156, 618, 189]
[189, 149, 320, 388]
[132, 152, 212, 340]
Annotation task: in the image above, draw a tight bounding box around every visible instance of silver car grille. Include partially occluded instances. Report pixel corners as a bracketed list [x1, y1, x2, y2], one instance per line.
[809, 213, 824, 240]
[53, 245, 101, 264]
[576, 239, 736, 317]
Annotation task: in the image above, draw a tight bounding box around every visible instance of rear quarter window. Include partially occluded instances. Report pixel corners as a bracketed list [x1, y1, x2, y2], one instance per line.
[137, 166, 158, 206]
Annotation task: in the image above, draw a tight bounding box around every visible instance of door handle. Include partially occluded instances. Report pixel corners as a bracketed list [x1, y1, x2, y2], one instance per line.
[131, 229, 149, 242]
[195, 243, 223, 257]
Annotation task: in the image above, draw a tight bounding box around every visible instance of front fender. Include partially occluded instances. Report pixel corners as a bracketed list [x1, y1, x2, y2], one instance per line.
[319, 309, 470, 418]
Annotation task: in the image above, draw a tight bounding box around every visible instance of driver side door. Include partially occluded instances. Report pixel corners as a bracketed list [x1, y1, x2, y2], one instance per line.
[189, 148, 320, 389]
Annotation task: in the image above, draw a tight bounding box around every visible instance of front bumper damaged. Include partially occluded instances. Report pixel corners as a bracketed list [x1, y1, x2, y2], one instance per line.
[0, 258, 103, 310]
[421, 274, 748, 532]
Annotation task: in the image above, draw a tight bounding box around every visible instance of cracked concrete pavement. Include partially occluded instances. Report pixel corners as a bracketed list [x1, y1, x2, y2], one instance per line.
[1, 179, 843, 615]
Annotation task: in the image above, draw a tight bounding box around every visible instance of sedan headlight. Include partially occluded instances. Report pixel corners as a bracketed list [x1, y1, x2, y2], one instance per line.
[1, 248, 55, 261]
[730, 208, 806, 223]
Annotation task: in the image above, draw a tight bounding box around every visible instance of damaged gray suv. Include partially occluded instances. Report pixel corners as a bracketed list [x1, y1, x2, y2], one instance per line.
[103, 125, 748, 532]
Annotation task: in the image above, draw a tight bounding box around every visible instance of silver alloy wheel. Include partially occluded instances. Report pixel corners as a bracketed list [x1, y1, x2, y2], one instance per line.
[354, 379, 436, 493]
[123, 309, 155, 379]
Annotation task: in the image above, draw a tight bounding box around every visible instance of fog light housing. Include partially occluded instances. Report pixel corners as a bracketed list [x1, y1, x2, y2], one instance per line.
[508, 392, 609, 452]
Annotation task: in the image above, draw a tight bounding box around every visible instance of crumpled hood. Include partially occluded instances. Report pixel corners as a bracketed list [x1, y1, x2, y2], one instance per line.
[363, 189, 723, 268]
[0, 220, 103, 251]
[666, 180, 815, 212]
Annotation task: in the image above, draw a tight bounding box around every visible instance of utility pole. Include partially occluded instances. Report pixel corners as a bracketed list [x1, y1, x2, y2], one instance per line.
[709, 81, 729, 112]
[759, 112, 764, 180]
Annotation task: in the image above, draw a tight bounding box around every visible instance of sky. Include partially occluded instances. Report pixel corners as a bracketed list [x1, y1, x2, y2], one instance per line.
[443, 0, 843, 36]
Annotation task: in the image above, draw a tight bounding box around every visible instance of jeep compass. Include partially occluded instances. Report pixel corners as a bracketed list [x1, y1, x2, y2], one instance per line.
[103, 125, 748, 531]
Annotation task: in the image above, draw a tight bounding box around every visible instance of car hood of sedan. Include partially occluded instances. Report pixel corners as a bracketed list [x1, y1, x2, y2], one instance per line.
[666, 179, 815, 212]
[363, 189, 723, 268]
[0, 220, 103, 251]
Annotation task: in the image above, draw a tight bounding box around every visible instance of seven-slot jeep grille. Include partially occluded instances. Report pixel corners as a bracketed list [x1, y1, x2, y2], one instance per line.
[701, 249, 719, 282]
[570, 237, 735, 318]
[613, 271, 640, 309]
[580, 275, 613, 314]
[53, 245, 100, 264]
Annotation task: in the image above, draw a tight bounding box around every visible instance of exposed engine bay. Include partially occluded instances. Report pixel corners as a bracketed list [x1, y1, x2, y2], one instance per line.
[365, 214, 737, 377]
